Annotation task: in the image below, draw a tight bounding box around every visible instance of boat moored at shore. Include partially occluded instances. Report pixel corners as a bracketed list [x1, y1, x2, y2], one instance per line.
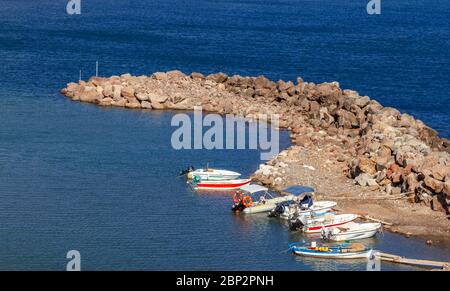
[268, 186, 336, 220]
[181, 166, 241, 181]
[191, 178, 251, 190]
[290, 242, 373, 259]
[321, 222, 382, 241]
[289, 213, 358, 233]
[232, 184, 297, 214]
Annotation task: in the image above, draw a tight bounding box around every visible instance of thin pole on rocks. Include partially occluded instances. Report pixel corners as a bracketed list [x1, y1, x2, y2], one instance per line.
[79, 70, 82, 81]
[95, 61, 98, 77]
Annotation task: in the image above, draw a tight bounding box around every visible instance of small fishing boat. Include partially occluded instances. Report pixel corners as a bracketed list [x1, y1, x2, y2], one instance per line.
[181, 165, 241, 181]
[270, 200, 337, 220]
[289, 213, 358, 233]
[321, 222, 382, 241]
[268, 186, 336, 220]
[290, 241, 373, 259]
[231, 184, 296, 214]
[191, 178, 251, 190]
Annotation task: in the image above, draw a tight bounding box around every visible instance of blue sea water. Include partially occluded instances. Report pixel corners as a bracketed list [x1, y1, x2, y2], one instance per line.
[0, 0, 449, 270]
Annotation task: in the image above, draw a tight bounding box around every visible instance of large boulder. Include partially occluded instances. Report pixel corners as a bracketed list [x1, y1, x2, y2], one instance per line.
[99, 97, 113, 106]
[277, 80, 294, 91]
[444, 180, 450, 196]
[254, 76, 274, 89]
[206, 72, 228, 83]
[430, 194, 448, 213]
[316, 82, 340, 98]
[355, 173, 378, 187]
[319, 107, 334, 126]
[336, 109, 358, 128]
[354, 96, 370, 108]
[149, 93, 168, 109]
[66, 82, 79, 92]
[135, 90, 149, 101]
[121, 86, 135, 99]
[102, 84, 113, 97]
[152, 72, 167, 80]
[125, 98, 141, 109]
[191, 72, 205, 79]
[424, 176, 444, 193]
[141, 100, 152, 109]
[406, 173, 420, 193]
[166, 70, 185, 79]
[111, 98, 126, 107]
[429, 165, 450, 181]
[357, 157, 377, 175]
[79, 86, 102, 103]
[112, 85, 122, 100]
[364, 100, 383, 114]
[398, 113, 415, 128]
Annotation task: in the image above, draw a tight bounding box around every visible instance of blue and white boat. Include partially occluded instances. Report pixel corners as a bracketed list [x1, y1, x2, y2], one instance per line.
[289, 242, 373, 259]
[268, 186, 336, 220]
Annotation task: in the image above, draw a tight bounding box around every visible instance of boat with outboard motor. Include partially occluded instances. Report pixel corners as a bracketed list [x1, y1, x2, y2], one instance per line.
[289, 241, 373, 259]
[231, 184, 298, 214]
[321, 222, 382, 241]
[268, 186, 336, 220]
[180, 165, 241, 181]
[289, 213, 358, 233]
[191, 176, 251, 190]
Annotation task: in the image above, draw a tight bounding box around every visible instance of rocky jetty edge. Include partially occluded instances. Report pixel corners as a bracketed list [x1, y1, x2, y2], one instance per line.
[61, 70, 450, 240]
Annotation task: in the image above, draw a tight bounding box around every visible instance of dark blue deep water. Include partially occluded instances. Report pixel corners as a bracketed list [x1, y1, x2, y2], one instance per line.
[0, 0, 449, 270]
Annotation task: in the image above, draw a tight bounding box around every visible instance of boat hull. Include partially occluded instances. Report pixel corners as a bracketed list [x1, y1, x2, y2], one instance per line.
[243, 195, 295, 214]
[293, 248, 372, 259]
[194, 179, 251, 190]
[325, 222, 382, 241]
[187, 169, 241, 181]
[305, 221, 354, 233]
[301, 214, 358, 233]
[330, 230, 379, 241]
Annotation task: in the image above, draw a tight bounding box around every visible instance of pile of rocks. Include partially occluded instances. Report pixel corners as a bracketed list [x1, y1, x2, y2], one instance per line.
[60, 70, 450, 214]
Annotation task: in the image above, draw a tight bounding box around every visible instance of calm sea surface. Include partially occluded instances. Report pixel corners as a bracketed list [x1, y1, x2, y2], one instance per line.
[0, 0, 449, 270]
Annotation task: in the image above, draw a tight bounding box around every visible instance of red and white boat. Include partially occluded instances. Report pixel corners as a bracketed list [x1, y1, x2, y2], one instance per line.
[192, 178, 252, 190]
[289, 213, 358, 233]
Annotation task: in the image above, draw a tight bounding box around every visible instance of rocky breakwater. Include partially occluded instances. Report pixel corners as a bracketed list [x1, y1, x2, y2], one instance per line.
[61, 70, 450, 222]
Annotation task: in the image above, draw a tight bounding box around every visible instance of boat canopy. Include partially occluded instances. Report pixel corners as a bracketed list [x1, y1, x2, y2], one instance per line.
[282, 185, 315, 195]
[239, 184, 268, 194]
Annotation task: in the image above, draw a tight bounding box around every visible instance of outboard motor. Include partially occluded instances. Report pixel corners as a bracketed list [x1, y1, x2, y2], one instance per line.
[321, 227, 332, 240]
[289, 219, 303, 231]
[179, 166, 195, 176]
[268, 203, 286, 218]
[231, 201, 245, 212]
[288, 214, 305, 231]
[231, 191, 245, 212]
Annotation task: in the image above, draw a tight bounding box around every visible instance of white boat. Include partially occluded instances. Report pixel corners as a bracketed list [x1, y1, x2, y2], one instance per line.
[268, 186, 336, 220]
[290, 242, 373, 259]
[231, 184, 296, 214]
[191, 178, 251, 190]
[278, 200, 337, 220]
[289, 213, 358, 233]
[187, 168, 241, 181]
[321, 222, 382, 241]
